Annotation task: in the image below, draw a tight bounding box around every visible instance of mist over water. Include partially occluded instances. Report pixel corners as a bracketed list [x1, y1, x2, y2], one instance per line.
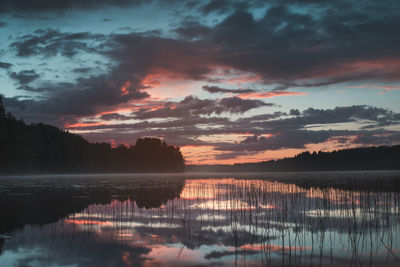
[0, 172, 400, 266]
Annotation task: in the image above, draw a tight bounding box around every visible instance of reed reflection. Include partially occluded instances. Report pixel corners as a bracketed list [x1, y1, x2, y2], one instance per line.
[0, 175, 399, 266]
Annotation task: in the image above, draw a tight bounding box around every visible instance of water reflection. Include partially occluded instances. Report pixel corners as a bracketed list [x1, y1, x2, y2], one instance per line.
[0, 173, 400, 266]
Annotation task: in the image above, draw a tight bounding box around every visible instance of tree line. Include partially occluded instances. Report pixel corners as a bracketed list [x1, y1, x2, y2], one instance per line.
[0, 97, 184, 173]
[188, 145, 400, 172]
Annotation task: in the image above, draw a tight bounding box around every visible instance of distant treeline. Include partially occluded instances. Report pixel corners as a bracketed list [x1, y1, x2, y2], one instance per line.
[0, 97, 184, 173]
[188, 145, 400, 172]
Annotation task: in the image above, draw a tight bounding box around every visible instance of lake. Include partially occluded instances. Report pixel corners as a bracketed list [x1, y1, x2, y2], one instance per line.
[0, 171, 400, 266]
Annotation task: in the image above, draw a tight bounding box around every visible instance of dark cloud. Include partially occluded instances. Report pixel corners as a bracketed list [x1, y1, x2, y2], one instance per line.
[217, 130, 347, 152]
[10, 70, 40, 84]
[3, 73, 149, 126]
[72, 67, 91, 73]
[107, 33, 212, 80]
[0, 61, 12, 69]
[2, 0, 400, 161]
[302, 106, 394, 123]
[213, 129, 400, 153]
[0, 0, 145, 13]
[163, 3, 400, 88]
[201, 0, 234, 15]
[2, 95, 27, 111]
[220, 96, 273, 113]
[204, 5, 400, 86]
[289, 109, 300, 116]
[100, 113, 131, 121]
[0, 20, 6, 27]
[242, 112, 286, 121]
[10, 28, 105, 57]
[134, 96, 217, 119]
[353, 131, 400, 146]
[202, 85, 255, 94]
[174, 21, 211, 39]
[200, 0, 254, 15]
[212, 105, 400, 152]
[133, 95, 271, 120]
[6, 29, 214, 124]
[241, 105, 400, 135]
[10, 1, 400, 89]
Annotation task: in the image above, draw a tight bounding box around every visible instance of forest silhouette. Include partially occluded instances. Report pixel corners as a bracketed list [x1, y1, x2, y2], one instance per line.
[0, 97, 184, 173]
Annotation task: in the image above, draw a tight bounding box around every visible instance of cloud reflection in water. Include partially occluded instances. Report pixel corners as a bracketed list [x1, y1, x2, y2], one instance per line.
[0, 173, 399, 266]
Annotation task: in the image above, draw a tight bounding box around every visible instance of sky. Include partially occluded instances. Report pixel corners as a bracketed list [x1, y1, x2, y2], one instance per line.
[0, 0, 400, 164]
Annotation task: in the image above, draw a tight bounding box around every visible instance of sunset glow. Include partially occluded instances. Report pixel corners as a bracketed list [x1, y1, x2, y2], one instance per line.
[1, 2, 400, 267]
[0, 0, 399, 165]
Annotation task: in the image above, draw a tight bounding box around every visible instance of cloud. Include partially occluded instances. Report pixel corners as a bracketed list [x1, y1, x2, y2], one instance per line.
[302, 106, 393, 122]
[10, 2, 400, 90]
[202, 85, 255, 94]
[133, 95, 272, 120]
[4, 20, 400, 157]
[174, 21, 212, 40]
[0, 0, 146, 13]
[237, 91, 307, 99]
[72, 67, 91, 73]
[353, 131, 400, 146]
[3, 73, 149, 126]
[61, 104, 400, 161]
[100, 113, 131, 121]
[290, 109, 300, 116]
[10, 28, 105, 57]
[177, 4, 400, 87]
[216, 130, 347, 152]
[219, 96, 273, 113]
[0, 61, 12, 69]
[114, 3, 400, 90]
[211, 105, 400, 153]
[106, 32, 213, 81]
[10, 70, 40, 84]
[2, 1, 400, 162]
[70, 105, 399, 138]
[201, 0, 231, 14]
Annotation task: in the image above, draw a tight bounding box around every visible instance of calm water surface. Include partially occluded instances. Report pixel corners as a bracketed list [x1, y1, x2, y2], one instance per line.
[0, 172, 400, 266]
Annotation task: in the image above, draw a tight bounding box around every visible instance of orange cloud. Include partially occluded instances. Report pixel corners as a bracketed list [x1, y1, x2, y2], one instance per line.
[65, 121, 106, 128]
[120, 80, 131, 96]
